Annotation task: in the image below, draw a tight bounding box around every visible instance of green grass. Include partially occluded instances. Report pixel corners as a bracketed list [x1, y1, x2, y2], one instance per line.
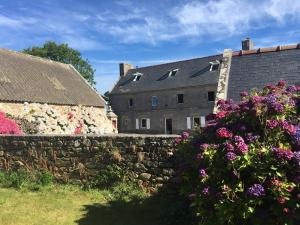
[0, 183, 191, 225]
[0, 170, 192, 225]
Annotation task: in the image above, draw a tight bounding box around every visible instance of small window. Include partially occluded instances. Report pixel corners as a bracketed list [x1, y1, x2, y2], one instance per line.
[177, 94, 184, 103]
[207, 91, 215, 102]
[169, 69, 178, 77]
[128, 98, 133, 107]
[132, 72, 143, 82]
[141, 118, 147, 128]
[193, 117, 200, 127]
[209, 60, 220, 71]
[152, 96, 158, 107]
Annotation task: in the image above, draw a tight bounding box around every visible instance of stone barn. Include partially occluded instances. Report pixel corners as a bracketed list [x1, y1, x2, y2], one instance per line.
[0, 48, 117, 134]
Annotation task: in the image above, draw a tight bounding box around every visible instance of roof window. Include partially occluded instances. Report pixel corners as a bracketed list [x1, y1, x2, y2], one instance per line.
[209, 60, 220, 71]
[133, 72, 143, 81]
[169, 69, 178, 77]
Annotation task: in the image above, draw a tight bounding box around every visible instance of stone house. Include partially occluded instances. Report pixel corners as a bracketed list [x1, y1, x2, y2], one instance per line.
[0, 48, 117, 134]
[110, 39, 300, 134]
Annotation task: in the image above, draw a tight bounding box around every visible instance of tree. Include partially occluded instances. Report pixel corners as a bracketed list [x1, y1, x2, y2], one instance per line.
[22, 41, 96, 86]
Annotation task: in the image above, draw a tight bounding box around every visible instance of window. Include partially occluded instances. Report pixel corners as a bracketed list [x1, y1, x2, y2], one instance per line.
[207, 91, 215, 102]
[152, 96, 158, 107]
[177, 94, 184, 103]
[169, 69, 178, 77]
[140, 118, 150, 129]
[193, 117, 200, 127]
[200, 116, 206, 127]
[141, 119, 147, 128]
[133, 72, 143, 81]
[209, 60, 220, 71]
[128, 98, 133, 107]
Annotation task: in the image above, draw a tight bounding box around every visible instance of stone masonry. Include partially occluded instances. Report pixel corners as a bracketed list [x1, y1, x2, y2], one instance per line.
[0, 134, 177, 188]
[0, 102, 116, 134]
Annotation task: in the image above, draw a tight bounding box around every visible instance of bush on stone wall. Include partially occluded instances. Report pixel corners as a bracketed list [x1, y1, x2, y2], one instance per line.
[176, 81, 300, 225]
[0, 112, 22, 134]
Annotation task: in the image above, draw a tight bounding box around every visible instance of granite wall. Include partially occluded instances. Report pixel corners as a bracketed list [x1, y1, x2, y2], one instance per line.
[0, 134, 177, 188]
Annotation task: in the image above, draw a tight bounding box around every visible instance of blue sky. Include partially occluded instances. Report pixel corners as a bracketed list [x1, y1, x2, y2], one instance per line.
[1, 0, 300, 93]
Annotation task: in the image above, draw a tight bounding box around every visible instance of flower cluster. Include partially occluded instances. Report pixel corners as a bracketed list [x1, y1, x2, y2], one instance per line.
[176, 80, 300, 225]
[0, 112, 22, 134]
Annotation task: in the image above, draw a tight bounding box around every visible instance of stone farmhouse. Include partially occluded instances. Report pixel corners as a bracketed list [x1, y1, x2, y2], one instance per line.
[0, 48, 117, 134]
[110, 38, 300, 134]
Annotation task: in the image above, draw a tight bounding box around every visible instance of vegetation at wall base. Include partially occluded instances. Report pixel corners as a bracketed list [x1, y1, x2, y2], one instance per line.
[176, 80, 300, 225]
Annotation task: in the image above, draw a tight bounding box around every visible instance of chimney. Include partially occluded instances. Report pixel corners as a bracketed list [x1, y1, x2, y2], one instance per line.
[242, 38, 254, 51]
[119, 63, 134, 77]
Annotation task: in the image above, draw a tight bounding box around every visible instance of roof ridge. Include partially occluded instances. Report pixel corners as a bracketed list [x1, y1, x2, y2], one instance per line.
[0, 48, 71, 69]
[128, 54, 222, 72]
[232, 43, 300, 56]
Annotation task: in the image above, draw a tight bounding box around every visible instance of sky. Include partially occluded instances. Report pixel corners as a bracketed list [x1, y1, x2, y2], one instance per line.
[1, 0, 300, 94]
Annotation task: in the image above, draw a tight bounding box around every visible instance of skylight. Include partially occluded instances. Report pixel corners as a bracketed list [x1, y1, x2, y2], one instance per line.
[132, 72, 143, 81]
[209, 60, 220, 71]
[169, 69, 178, 77]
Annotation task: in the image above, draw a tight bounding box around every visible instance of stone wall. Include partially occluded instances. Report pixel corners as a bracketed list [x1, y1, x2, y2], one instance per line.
[0, 102, 116, 134]
[0, 134, 177, 188]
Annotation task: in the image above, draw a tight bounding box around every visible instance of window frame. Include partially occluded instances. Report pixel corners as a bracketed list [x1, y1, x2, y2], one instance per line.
[128, 98, 134, 107]
[140, 118, 147, 129]
[151, 96, 158, 107]
[193, 117, 200, 127]
[207, 91, 216, 102]
[177, 93, 184, 104]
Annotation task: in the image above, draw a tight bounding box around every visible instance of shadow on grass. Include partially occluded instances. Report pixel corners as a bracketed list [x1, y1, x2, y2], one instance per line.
[76, 191, 193, 225]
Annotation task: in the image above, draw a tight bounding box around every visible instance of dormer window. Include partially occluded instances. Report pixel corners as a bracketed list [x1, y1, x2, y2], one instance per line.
[169, 69, 178, 77]
[209, 60, 220, 71]
[133, 72, 143, 81]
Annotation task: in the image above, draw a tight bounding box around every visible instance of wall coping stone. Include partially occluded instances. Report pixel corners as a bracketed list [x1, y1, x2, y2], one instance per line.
[0, 134, 179, 138]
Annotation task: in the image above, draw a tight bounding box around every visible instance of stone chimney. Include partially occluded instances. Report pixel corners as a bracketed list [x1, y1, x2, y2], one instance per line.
[119, 63, 134, 77]
[242, 38, 254, 51]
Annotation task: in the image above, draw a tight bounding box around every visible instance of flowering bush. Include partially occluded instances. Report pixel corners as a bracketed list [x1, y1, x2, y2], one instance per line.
[176, 81, 300, 225]
[0, 112, 22, 134]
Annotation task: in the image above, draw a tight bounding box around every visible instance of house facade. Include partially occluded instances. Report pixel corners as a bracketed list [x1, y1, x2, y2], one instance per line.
[0, 48, 117, 134]
[110, 39, 300, 134]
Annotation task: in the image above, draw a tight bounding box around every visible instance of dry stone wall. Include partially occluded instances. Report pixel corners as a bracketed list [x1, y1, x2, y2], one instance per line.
[0, 134, 177, 188]
[0, 102, 116, 134]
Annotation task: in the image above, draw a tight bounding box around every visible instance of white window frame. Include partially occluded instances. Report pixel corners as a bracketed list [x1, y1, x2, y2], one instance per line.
[135, 118, 139, 129]
[209, 60, 220, 71]
[200, 116, 206, 128]
[168, 68, 179, 77]
[133, 72, 143, 81]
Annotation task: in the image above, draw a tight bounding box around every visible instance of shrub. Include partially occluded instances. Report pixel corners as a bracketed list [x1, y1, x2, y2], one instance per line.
[176, 81, 300, 225]
[90, 164, 124, 189]
[0, 112, 22, 134]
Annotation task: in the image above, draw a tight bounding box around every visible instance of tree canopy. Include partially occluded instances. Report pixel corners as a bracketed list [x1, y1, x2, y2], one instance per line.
[22, 41, 96, 86]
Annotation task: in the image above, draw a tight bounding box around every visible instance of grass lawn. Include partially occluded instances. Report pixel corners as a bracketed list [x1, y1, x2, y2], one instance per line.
[0, 184, 190, 225]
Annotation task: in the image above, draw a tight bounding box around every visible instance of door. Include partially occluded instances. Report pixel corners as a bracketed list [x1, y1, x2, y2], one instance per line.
[165, 118, 172, 134]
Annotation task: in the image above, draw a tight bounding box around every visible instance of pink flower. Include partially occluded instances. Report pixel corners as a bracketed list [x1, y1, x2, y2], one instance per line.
[266, 120, 278, 129]
[181, 131, 190, 140]
[277, 80, 286, 88]
[216, 111, 228, 119]
[216, 127, 233, 138]
[277, 197, 286, 204]
[175, 137, 182, 144]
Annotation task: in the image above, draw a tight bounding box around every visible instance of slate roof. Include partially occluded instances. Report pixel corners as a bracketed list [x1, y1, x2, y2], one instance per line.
[0, 48, 105, 107]
[228, 46, 300, 102]
[110, 54, 222, 94]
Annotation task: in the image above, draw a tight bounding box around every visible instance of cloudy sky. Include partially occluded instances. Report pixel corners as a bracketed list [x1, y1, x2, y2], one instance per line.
[1, 0, 300, 93]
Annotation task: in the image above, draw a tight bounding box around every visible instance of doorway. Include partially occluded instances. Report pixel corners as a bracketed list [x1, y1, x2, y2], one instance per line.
[165, 118, 172, 134]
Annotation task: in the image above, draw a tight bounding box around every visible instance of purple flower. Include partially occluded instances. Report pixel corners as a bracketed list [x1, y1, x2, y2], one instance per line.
[286, 85, 297, 93]
[277, 80, 286, 88]
[236, 142, 249, 154]
[233, 135, 244, 144]
[247, 184, 265, 197]
[245, 133, 260, 142]
[264, 94, 278, 104]
[271, 102, 284, 112]
[294, 151, 300, 166]
[240, 91, 248, 97]
[199, 169, 207, 177]
[250, 96, 264, 105]
[226, 152, 237, 161]
[273, 147, 294, 161]
[175, 137, 182, 144]
[202, 187, 210, 195]
[225, 142, 234, 151]
[181, 131, 190, 140]
[200, 143, 209, 150]
[266, 120, 278, 129]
